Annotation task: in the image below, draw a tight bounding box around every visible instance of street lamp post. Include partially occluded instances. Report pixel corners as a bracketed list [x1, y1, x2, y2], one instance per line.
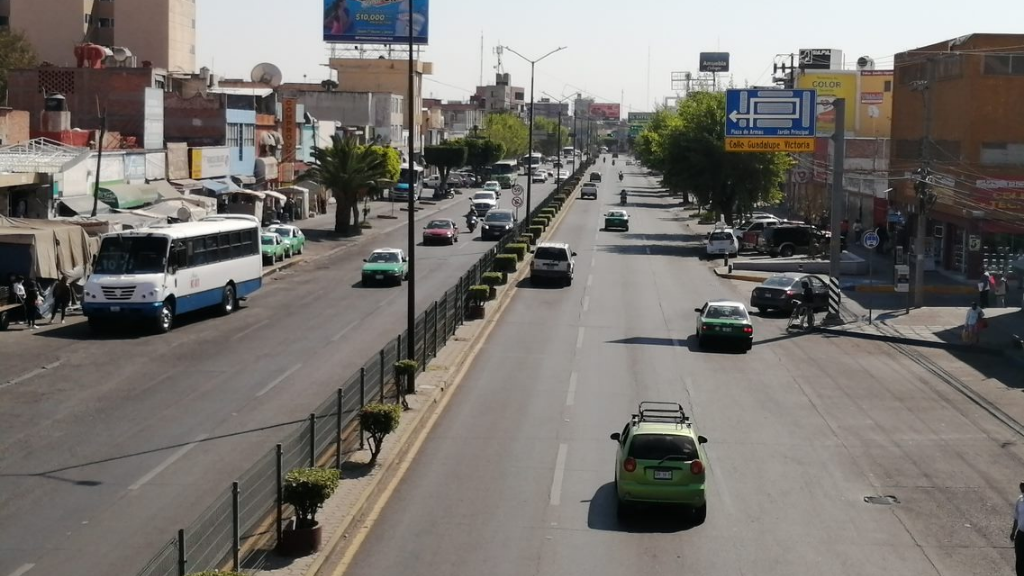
[406, 0, 417, 392]
[542, 92, 577, 189]
[503, 45, 567, 224]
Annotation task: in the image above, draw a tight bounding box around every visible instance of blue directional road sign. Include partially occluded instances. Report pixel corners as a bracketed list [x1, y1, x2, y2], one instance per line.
[724, 89, 817, 153]
[862, 230, 880, 249]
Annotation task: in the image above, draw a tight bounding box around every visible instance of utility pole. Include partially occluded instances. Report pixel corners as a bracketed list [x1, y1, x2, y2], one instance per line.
[90, 109, 107, 218]
[825, 98, 846, 323]
[911, 57, 935, 308]
[406, 0, 416, 393]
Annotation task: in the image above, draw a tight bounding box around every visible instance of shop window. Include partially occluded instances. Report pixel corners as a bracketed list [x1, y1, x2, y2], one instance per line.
[243, 125, 255, 148]
[983, 54, 1024, 76]
[935, 54, 962, 80]
[227, 123, 241, 148]
[884, 80, 892, 92]
[981, 142, 1024, 165]
[97, 18, 114, 28]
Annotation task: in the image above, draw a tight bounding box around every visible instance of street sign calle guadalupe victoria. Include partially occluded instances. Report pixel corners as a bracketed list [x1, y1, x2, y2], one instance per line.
[724, 89, 817, 153]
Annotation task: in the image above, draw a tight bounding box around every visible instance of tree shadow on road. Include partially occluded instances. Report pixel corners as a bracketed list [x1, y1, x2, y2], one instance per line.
[597, 243, 698, 258]
[586, 482, 699, 533]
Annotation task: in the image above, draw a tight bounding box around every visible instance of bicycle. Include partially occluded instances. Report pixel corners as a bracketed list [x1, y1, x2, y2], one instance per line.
[787, 300, 814, 331]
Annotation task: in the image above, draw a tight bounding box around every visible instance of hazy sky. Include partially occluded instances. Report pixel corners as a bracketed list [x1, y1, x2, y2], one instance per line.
[198, 0, 1024, 114]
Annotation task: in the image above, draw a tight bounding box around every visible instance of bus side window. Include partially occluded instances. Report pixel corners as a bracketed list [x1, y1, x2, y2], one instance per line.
[172, 242, 187, 271]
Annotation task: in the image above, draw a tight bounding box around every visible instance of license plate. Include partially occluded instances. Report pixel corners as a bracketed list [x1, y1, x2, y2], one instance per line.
[654, 470, 672, 480]
[110, 306, 120, 312]
[375, 275, 384, 280]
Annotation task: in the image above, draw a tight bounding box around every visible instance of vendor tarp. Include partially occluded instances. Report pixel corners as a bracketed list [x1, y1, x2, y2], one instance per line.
[0, 216, 93, 280]
[98, 183, 161, 209]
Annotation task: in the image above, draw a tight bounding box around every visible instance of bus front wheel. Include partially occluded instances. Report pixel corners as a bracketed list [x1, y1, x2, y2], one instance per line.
[155, 300, 174, 334]
[220, 284, 236, 316]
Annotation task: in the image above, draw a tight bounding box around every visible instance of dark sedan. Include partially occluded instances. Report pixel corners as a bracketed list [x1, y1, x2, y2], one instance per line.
[480, 209, 517, 240]
[749, 272, 829, 314]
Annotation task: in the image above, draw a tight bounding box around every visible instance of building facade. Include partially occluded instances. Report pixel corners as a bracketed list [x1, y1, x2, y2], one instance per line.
[529, 98, 569, 122]
[891, 33, 1024, 278]
[4, 0, 195, 72]
[472, 73, 525, 115]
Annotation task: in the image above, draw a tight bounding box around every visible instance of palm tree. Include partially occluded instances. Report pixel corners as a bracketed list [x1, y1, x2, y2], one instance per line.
[307, 135, 390, 235]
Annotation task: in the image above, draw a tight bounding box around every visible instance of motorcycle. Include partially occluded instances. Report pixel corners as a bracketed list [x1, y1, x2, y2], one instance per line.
[620, 191, 628, 205]
[465, 213, 478, 233]
[612, 160, 615, 166]
[618, 172, 624, 182]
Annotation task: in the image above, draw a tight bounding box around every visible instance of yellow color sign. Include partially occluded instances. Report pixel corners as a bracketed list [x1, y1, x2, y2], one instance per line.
[190, 149, 203, 180]
[725, 138, 816, 153]
[858, 70, 893, 138]
[796, 71, 858, 137]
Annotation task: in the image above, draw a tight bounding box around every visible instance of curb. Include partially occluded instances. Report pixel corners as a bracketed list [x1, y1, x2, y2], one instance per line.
[815, 325, 1004, 355]
[713, 269, 767, 283]
[307, 176, 585, 576]
[850, 284, 975, 295]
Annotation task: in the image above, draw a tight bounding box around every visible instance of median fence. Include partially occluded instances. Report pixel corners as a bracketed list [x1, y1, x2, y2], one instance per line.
[133, 161, 594, 576]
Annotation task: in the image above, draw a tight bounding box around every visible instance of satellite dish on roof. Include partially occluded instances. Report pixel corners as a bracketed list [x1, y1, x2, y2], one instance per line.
[251, 62, 284, 87]
[177, 206, 193, 221]
[112, 47, 132, 62]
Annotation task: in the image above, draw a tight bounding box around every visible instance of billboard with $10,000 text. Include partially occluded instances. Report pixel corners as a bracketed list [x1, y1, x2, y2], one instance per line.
[323, 0, 429, 45]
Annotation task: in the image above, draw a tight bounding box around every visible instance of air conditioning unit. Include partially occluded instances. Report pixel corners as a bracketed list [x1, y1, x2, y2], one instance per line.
[856, 56, 876, 71]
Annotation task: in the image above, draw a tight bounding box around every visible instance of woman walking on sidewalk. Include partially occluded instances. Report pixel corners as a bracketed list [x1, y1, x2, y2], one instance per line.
[994, 274, 1008, 307]
[964, 302, 985, 345]
[979, 272, 992, 308]
[50, 276, 71, 324]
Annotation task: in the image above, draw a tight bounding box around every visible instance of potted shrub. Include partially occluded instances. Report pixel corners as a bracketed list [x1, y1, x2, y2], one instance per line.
[518, 233, 534, 246]
[359, 403, 402, 464]
[494, 254, 518, 273]
[534, 217, 549, 229]
[467, 285, 489, 319]
[278, 467, 341, 556]
[482, 271, 505, 298]
[541, 208, 557, 219]
[394, 359, 417, 409]
[504, 243, 528, 262]
[529, 225, 544, 240]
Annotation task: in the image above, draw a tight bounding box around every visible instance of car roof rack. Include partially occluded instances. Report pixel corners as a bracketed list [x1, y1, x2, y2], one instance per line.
[634, 401, 689, 424]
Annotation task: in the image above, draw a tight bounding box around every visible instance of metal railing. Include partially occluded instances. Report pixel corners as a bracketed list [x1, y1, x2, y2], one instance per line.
[134, 163, 592, 576]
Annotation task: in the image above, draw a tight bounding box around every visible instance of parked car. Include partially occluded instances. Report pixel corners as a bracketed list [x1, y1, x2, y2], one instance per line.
[749, 272, 829, 314]
[736, 217, 781, 250]
[266, 224, 306, 256]
[609, 402, 709, 521]
[694, 300, 753, 351]
[471, 191, 498, 215]
[422, 219, 459, 245]
[759, 225, 834, 258]
[424, 175, 442, 188]
[531, 242, 576, 286]
[480, 209, 516, 240]
[705, 227, 739, 258]
[361, 248, 408, 286]
[261, 232, 287, 264]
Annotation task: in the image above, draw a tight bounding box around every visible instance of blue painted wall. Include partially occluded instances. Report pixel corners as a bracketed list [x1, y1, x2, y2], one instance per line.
[226, 108, 257, 177]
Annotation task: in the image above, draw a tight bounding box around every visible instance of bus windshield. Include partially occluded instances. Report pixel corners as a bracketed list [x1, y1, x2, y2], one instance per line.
[94, 236, 170, 275]
[399, 167, 422, 183]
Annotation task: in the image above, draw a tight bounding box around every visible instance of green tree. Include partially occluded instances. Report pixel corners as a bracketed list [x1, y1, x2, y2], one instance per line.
[363, 144, 401, 200]
[307, 135, 394, 235]
[533, 117, 569, 156]
[0, 30, 37, 103]
[636, 93, 789, 224]
[484, 112, 528, 158]
[451, 137, 505, 179]
[423, 143, 468, 192]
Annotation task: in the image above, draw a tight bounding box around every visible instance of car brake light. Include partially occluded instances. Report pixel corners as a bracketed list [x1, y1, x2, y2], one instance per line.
[786, 290, 795, 296]
[690, 460, 704, 475]
[743, 326, 753, 334]
[702, 324, 712, 331]
[623, 457, 637, 473]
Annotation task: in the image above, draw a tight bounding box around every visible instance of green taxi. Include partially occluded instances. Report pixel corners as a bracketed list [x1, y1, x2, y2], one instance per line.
[267, 224, 306, 256]
[604, 210, 630, 231]
[261, 232, 287, 264]
[361, 248, 408, 286]
[610, 402, 709, 522]
[694, 300, 753, 351]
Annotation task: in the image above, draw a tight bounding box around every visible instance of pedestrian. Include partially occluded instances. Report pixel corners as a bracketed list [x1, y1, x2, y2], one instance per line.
[1011, 481, 1024, 576]
[11, 275, 25, 325]
[979, 272, 992, 308]
[995, 273, 1008, 308]
[964, 302, 984, 345]
[23, 276, 39, 329]
[853, 218, 864, 243]
[284, 198, 295, 222]
[50, 276, 71, 324]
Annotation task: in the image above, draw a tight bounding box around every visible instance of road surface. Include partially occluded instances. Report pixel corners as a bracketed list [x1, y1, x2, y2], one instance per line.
[0, 176, 557, 576]
[340, 158, 1021, 576]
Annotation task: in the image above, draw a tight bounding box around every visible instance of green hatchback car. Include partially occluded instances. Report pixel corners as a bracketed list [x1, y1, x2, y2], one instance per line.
[604, 210, 629, 231]
[610, 402, 709, 522]
[267, 224, 306, 256]
[694, 300, 754, 351]
[261, 232, 287, 264]
[361, 248, 408, 286]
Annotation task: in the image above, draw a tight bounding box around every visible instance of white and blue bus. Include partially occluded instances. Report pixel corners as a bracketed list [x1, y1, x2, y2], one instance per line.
[391, 164, 424, 201]
[488, 160, 519, 189]
[83, 218, 263, 333]
[519, 152, 543, 174]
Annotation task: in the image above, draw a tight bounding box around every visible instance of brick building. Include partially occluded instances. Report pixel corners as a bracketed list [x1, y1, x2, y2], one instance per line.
[891, 33, 1024, 278]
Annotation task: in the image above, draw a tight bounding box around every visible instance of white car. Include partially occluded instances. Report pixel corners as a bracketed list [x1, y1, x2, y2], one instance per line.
[556, 169, 570, 180]
[482, 181, 502, 196]
[424, 175, 442, 188]
[471, 191, 498, 215]
[531, 170, 548, 183]
[531, 242, 576, 286]
[706, 227, 739, 258]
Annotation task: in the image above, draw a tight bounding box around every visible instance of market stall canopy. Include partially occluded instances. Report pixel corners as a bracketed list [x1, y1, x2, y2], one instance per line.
[150, 179, 184, 200]
[58, 194, 111, 216]
[0, 215, 94, 280]
[201, 178, 245, 195]
[171, 179, 204, 191]
[97, 183, 161, 209]
[263, 190, 287, 202]
[145, 199, 210, 221]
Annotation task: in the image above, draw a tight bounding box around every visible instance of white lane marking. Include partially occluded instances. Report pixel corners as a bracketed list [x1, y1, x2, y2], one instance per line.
[256, 363, 303, 397]
[331, 319, 361, 342]
[129, 434, 209, 490]
[550, 443, 569, 506]
[582, 296, 590, 312]
[7, 565, 35, 576]
[231, 319, 268, 341]
[590, 256, 596, 268]
[566, 372, 578, 406]
[1, 361, 63, 391]
[576, 327, 585, 349]
[586, 274, 593, 287]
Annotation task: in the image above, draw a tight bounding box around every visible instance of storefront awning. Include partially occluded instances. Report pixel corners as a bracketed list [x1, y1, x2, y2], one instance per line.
[264, 190, 287, 202]
[232, 175, 256, 186]
[171, 179, 204, 191]
[58, 194, 111, 216]
[97, 183, 161, 209]
[201, 178, 244, 195]
[260, 131, 283, 147]
[232, 190, 266, 200]
[256, 157, 279, 181]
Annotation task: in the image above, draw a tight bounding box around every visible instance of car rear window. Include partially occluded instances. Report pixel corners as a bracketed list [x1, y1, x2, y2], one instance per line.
[535, 247, 568, 261]
[709, 232, 732, 241]
[763, 276, 796, 288]
[628, 434, 698, 461]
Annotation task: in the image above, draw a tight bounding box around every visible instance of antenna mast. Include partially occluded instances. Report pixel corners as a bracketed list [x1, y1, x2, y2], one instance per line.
[494, 44, 504, 75]
[479, 32, 484, 86]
